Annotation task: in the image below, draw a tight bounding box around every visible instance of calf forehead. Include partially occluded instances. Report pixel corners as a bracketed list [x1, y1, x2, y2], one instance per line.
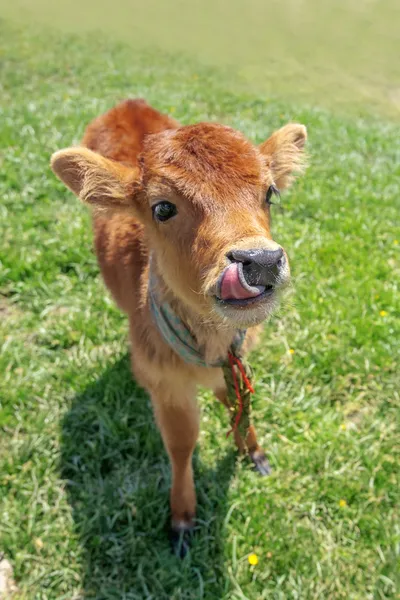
[143, 123, 265, 210]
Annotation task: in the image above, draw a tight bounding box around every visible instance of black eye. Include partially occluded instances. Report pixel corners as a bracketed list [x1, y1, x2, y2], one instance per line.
[266, 184, 280, 205]
[152, 201, 177, 222]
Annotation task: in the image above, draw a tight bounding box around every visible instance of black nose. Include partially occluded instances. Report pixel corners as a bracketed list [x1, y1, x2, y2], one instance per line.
[227, 248, 285, 287]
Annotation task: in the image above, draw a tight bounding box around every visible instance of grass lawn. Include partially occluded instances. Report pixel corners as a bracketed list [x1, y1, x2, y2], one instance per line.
[1, 18, 399, 600]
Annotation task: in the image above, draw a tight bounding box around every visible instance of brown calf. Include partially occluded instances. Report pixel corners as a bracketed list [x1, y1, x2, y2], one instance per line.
[51, 99, 307, 553]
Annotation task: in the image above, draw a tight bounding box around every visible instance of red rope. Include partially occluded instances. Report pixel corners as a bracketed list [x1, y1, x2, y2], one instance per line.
[226, 352, 254, 437]
[230, 353, 255, 393]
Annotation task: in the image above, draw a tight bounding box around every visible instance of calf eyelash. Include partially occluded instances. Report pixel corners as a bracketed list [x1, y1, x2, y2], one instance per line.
[265, 184, 280, 205]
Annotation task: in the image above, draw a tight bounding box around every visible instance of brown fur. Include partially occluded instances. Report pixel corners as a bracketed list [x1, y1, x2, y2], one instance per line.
[51, 99, 307, 536]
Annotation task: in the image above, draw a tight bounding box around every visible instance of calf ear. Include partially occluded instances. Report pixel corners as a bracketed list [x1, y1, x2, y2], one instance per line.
[259, 124, 307, 190]
[50, 147, 140, 210]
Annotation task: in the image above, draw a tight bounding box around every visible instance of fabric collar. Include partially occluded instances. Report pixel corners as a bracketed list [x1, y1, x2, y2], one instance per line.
[148, 265, 246, 367]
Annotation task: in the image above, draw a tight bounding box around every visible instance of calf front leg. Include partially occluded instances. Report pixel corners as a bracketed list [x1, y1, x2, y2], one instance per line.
[215, 388, 271, 476]
[151, 388, 199, 555]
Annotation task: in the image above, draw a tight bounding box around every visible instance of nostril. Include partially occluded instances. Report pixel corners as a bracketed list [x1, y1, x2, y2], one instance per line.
[226, 251, 252, 267]
[273, 248, 284, 263]
[277, 255, 286, 269]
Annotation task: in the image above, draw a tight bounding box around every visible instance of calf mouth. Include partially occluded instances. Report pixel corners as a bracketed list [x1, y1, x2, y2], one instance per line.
[215, 284, 275, 308]
[214, 261, 276, 309]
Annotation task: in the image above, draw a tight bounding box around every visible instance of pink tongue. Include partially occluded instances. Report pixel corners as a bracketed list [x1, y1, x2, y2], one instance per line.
[220, 264, 262, 300]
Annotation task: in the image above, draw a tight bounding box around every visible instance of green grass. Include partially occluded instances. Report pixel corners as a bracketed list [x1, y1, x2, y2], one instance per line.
[1, 19, 400, 600]
[2, 0, 400, 116]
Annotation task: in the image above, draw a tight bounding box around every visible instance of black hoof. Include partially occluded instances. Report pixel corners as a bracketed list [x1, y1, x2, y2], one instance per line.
[169, 524, 194, 558]
[251, 449, 272, 476]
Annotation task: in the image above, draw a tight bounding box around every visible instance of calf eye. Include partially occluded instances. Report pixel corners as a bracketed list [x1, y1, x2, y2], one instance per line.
[152, 201, 177, 222]
[265, 184, 280, 205]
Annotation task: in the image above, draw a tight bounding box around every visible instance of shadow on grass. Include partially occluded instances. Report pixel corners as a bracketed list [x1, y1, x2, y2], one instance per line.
[61, 354, 236, 599]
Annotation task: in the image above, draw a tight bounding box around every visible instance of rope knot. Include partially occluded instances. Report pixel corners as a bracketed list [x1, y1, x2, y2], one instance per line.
[225, 351, 255, 438]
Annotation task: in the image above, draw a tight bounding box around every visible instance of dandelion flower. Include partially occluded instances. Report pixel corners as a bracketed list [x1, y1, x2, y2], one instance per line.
[248, 553, 259, 566]
[380, 310, 388, 317]
[339, 499, 347, 508]
[289, 348, 295, 355]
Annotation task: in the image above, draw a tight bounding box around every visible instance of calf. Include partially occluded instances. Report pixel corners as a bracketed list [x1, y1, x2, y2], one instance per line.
[51, 99, 307, 552]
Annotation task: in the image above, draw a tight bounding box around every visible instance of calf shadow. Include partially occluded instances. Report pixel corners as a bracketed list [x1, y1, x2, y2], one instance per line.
[61, 355, 237, 599]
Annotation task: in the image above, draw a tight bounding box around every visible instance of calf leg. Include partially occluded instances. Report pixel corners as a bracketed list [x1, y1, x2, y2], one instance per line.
[215, 388, 271, 476]
[151, 388, 199, 555]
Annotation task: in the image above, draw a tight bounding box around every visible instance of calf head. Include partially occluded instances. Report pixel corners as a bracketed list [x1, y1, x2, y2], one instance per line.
[51, 120, 306, 328]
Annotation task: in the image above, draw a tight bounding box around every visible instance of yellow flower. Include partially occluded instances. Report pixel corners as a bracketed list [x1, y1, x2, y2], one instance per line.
[380, 310, 388, 317]
[340, 423, 347, 431]
[289, 348, 295, 355]
[339, 499, 347, 508]
[248, 553, 259, 566]
[394, 240, 398, 245]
